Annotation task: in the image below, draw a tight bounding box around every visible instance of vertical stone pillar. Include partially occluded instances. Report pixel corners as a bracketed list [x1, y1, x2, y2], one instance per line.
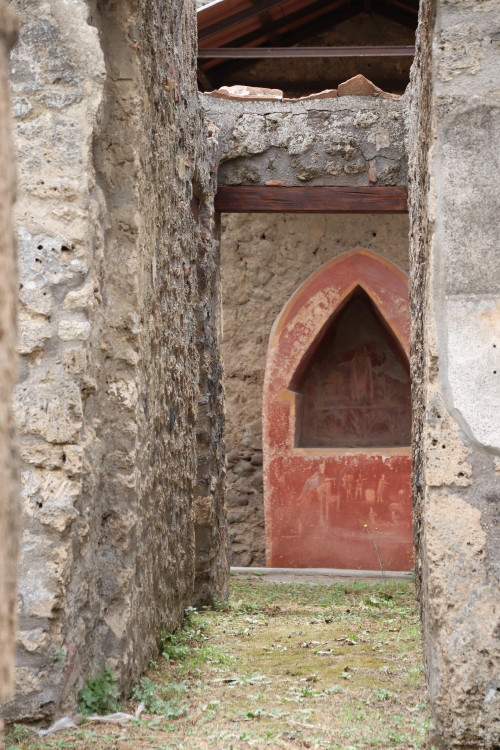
[0, 0, 18, 716]
[408, 0, 500, 747]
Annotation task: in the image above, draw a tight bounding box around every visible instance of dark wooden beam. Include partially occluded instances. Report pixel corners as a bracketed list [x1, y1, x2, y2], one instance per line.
[199, 0, 287, 41]
[250, 0, 281, 44]
[198, 45, 415, 59]
[386, 0, 418, 15]
[215, 186, 408, 214]
[199, 0, 349, 47]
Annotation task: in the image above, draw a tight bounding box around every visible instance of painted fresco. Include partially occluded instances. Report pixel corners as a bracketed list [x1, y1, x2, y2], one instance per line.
[267, 454, 412, 569]
[299, 292, 411, 448]
[263, 249, 413, 571]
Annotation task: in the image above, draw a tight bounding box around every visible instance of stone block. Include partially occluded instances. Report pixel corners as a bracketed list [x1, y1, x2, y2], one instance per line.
[207, 85, 283, 101]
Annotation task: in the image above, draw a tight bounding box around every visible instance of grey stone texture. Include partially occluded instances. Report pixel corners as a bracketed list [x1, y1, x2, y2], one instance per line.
[5, 0, 227, 721]
[202, 94, 407, 187]
[221, 212, 409, 566]
[0, 0, 18, 711]
[408, 0, 500, 747]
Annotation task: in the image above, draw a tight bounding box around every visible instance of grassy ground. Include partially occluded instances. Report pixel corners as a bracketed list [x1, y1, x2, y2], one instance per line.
[6, 576, 432, 750]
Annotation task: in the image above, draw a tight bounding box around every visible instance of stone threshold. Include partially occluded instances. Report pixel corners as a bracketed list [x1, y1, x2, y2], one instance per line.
[230, 567, 413, 583]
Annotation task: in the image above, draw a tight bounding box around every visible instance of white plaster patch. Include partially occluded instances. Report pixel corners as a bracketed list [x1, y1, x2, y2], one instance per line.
[375, 130, 391, 150]
[445, 297, 500, 450]
[19, 531, 66, 618]
[17, 310, 52, 354]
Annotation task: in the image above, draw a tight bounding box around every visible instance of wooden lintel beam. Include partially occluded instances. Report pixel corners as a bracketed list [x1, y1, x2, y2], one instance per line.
[198, 45, 415, 59]
[214, 186, 408, 214]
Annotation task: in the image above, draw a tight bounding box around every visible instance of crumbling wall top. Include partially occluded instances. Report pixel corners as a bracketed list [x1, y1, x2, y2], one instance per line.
[203, 78, 407, 187]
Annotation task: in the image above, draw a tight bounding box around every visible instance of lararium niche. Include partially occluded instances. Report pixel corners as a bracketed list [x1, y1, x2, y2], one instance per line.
[263, 249, 412, 570]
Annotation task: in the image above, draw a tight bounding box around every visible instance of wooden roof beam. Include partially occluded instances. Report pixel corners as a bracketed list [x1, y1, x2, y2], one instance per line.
[198, 45, 415, 58]
[199, 0, 289, 41]
[198, 0, 350, 46]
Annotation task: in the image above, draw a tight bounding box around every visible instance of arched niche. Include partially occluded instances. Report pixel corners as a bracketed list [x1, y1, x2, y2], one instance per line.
[263, 249, 412, 571]
[292, 286, 412, 449]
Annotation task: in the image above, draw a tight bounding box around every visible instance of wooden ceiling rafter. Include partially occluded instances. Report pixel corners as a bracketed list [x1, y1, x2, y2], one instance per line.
[250, 0, 282, 43]
[198, 0, 352, 47]
[197, 0, 419, 92]
[199, 0, 353, 73]
[376, 4, 418, 28]
[270, 2, 364, 50]
[197, 0, 418, 48]
[386, 0, 418, 15]
[199, 0, 291, 42]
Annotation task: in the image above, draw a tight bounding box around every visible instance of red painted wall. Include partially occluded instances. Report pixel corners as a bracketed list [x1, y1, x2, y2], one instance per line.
[263, 249, 413, 571]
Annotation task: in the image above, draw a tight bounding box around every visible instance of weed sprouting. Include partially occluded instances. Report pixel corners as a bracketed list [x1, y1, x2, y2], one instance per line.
[132, 677, 187, 718]
[5, 723, 32, 746]
[161, 631, 190, 662]
[77, 666, 120, 716]
[372, 687, 395, 701]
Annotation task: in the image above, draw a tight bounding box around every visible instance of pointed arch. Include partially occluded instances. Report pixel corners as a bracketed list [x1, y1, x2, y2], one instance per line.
[266, 249, 409, 405]
[262, 248, 412, 570]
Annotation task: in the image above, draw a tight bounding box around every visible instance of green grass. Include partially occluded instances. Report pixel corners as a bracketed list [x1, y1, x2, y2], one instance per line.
[6, 578, 433, 750]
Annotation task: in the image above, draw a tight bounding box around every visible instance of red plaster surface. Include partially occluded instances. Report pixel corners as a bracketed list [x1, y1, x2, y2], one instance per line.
[263, 249, 412, 570]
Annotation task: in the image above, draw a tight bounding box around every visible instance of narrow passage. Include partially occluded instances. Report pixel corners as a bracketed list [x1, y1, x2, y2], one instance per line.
[11, 577, 430, 750]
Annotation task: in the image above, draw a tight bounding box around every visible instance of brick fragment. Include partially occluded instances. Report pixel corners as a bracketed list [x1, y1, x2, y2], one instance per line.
[337, 74, 401, 100]
[283, 89, 338, 103]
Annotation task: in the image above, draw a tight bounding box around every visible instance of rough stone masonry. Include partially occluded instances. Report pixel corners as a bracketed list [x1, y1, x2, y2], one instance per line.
[0, 0, 18, 715]
[4, 0, 228, 722]
[408, 0, 500, 747]
[2, 0, 499, 747]
[203, 89, 410, 566]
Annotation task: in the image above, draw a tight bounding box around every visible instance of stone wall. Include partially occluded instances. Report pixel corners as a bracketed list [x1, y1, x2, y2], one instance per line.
[408, 0, 500, 747]
[203, 93, 407, 187]
[0, 0, 18, 713]
[221, 212, 409, 565]
[5, 0, 227, 721]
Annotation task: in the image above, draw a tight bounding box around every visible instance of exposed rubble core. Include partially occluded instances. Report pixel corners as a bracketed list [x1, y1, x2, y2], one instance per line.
[5, 0, 227, 722]
[408, 0, 500, 746]
[203, 85, 407, 187]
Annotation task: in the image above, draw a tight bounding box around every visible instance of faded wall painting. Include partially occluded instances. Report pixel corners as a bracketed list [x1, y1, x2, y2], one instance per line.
[263, 249, 413, 570]
[298, 290, 411, 448]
